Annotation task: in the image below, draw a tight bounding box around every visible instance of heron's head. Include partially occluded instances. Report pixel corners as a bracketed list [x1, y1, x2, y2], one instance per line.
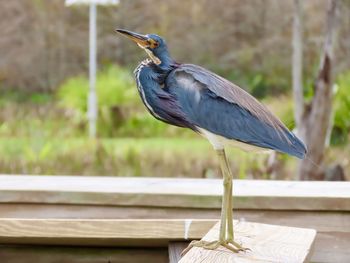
[116, 29, 171, 66]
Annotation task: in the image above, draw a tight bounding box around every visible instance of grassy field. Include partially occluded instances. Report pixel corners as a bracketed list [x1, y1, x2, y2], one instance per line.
[1, 89, 348, 180]
[0, 137, 293, 179]
[0, 90, 274, 178]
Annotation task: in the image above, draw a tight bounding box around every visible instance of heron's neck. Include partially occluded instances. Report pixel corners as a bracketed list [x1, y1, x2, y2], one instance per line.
[159, 56, 174, 71]
[143, 50, 175, 85]
[154, 49, 175, 71]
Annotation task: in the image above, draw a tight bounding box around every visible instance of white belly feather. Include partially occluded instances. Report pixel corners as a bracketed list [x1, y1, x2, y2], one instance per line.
[197, 127, 272, 154]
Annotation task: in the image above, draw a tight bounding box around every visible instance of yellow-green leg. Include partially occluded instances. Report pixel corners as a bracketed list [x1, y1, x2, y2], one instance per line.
[219, 149, 228, 242]
[226, 159, 234, 242]
[223, 150, 246, 250]
[181, 149, 249, 256]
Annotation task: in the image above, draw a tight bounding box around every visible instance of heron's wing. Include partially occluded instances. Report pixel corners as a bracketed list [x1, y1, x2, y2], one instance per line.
[166, 64, 307, 158]
[148, 88, 196, 129]
[174, 64, 288, 132]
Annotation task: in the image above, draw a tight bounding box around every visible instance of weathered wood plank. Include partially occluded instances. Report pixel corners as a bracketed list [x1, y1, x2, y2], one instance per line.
[311, 232, 350, 262]
[179, 221, 316, 263]
[169, 242, 188, 263]
[0, 175, 348, 262]
[1, 204, 349, 234]
[1, 175, 349, 211]
[0, 245, 168, 263]
[0, 218, 216, 246]
[0, 218, 348, 261]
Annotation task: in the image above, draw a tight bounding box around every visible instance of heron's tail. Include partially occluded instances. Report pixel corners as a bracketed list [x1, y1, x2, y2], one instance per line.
[285, 131, 307, 159]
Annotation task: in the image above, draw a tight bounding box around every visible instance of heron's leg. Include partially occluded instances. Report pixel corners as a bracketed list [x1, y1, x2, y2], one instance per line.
[181, 154, 240, 255]
[222, 150, 247, 250]
[181, 149, 248, 256]
[226, 167, 234, 241]
[218, 149, 228, 242]
[181, 152, 230, 255]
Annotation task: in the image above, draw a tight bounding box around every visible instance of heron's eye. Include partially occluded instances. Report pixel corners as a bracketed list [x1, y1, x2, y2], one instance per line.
[148, 38, 159, 49]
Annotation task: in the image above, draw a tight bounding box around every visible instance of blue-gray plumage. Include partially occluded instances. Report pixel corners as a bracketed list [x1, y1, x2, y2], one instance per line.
[116, 30, 306, 159]
[116, 29, 307, 253]
[166, 65, 306, 158]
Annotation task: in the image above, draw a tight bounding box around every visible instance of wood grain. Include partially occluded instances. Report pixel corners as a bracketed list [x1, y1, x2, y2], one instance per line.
[1, 175, 349, 211]
[179, 221, 316, 263]
[0, 218, 216, 246]
[168, 242, 189, 263]
[0, 245, 168, 263]
[0, 204, 349, 234]
[0, 175, 348, 262]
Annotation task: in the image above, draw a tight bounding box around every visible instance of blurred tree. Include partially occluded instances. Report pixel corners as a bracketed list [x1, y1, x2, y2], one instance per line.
[293, 0, 339, 180]
[0, 0, 91, 92]
[1, 0, 349, 94]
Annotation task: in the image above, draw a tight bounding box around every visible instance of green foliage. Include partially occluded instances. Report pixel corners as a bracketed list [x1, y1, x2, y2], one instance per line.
[29, 93, 52, 104]
[0, 90, 52, 105]
[0, 137, 292, 179]
[58, 65, 139, 136]
[263, 96, 295, 130]
[0, 105, 81, 138]
[58, 65, 137, 113]
[0, 91, 80, 138]
[117, 113, 167, 137]
[58, 76, 89, 113]
[332, 72, 350, 145]
[118, 113, 195, 137]
[96, 66, 138, 107]
[57, 64, 195, 137]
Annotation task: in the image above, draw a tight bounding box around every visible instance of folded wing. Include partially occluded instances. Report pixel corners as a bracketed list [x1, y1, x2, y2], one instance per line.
[166, 64, 307, 159]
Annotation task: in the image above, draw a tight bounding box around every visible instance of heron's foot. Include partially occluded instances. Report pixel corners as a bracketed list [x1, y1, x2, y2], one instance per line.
[181, 239, 250, 256]
[226, 238, 250, 252]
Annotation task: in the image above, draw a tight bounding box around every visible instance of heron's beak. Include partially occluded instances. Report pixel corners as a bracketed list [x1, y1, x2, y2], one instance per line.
[115, 29, 149, 48]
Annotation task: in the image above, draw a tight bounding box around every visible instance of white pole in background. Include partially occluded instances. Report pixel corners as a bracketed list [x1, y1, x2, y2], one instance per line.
[88, 3, 97, 138]
[65, 0, 119, 138]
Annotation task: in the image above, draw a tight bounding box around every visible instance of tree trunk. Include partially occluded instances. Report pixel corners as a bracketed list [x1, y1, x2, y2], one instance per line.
[294, 0, 338, 180]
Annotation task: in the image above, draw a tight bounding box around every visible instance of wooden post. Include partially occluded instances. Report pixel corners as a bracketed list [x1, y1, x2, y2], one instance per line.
[168, 242, 189, 263]
[180, 221, 316, 263]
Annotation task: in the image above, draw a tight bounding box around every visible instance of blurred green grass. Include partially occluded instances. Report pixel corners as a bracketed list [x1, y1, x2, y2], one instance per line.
[0, 137, 280, 178]
[1, 65, 349, 179]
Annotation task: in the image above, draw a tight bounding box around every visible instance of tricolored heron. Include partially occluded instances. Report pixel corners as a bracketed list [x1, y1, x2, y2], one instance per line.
[116, 29, 307, 253]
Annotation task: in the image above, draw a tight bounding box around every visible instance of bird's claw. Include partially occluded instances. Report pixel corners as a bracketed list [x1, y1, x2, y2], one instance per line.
[181, 239, 250, 257]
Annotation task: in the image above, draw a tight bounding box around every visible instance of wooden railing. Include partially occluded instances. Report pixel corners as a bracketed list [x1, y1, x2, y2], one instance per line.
[0, 175, 349, 262]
